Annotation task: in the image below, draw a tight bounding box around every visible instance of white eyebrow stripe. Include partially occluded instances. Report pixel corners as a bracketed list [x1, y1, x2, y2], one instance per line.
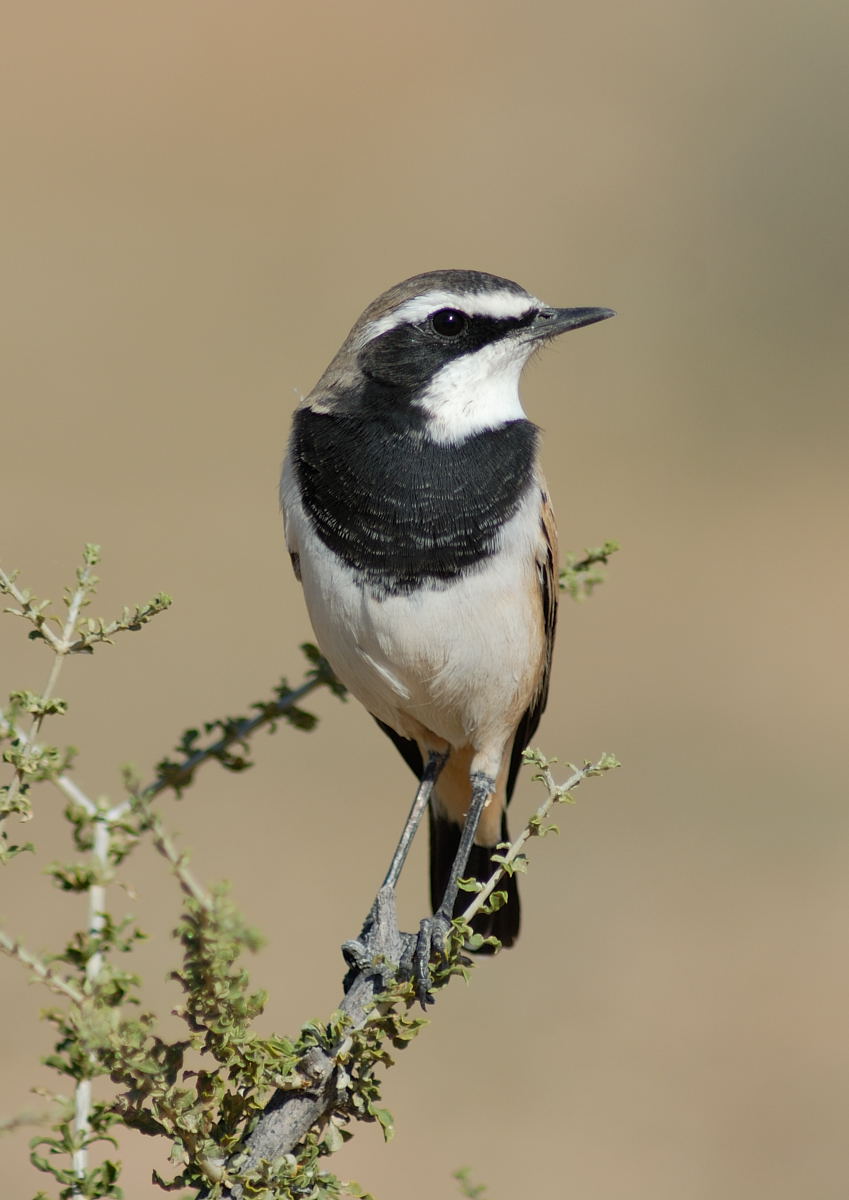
[358, 289, 542, 346]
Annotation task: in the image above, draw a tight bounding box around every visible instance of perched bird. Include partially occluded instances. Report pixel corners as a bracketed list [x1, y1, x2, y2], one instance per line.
[280, 269, 613, 985]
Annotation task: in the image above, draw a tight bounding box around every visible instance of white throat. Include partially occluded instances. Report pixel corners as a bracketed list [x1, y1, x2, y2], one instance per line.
[414, 339, 534, 443]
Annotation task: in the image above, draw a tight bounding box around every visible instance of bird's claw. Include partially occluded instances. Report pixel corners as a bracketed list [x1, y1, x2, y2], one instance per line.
[342, 925, 402, 993]
[398, 913, 453, 1007]
[343, 888, 461, 1007]
[341, 937, 372, 974]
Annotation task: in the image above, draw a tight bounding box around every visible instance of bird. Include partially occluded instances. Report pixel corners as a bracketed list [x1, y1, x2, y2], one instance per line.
[280, 269, 613, 994]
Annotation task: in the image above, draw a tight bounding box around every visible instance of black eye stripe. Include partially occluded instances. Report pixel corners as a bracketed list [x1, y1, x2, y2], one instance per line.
[359, 306, 540, 391]
[423, 308, 538, 343]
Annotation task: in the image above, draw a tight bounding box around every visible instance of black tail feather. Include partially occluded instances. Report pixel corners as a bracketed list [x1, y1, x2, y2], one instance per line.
[428, 808, 520, 951]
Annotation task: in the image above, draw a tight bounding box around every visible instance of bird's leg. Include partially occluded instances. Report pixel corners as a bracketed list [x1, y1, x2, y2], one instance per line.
[406, 770, 495, 1005]
[342, 750, 447, 989]
[382, 749, 448, 890]
[432, 771, 495, 922]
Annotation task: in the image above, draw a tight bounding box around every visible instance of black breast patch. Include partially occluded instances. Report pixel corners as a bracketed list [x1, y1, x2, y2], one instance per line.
[292, 409, 538, 595]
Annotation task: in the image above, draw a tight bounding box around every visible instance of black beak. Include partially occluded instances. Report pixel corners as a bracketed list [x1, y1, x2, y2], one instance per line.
[527, 306, 616, 341]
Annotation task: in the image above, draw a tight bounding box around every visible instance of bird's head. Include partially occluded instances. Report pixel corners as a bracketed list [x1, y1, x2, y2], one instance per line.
[307, 269, 614, 442]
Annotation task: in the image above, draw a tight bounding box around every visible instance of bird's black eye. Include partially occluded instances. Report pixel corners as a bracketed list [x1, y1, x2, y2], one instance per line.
[429, 308, 468, 337]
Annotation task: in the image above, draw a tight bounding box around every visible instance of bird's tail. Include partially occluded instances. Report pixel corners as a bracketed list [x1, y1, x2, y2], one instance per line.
[428, 808, 520, 951]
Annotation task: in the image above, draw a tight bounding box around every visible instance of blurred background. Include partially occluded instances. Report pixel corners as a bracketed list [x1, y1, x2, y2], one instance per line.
[2, 2, 847, 1196]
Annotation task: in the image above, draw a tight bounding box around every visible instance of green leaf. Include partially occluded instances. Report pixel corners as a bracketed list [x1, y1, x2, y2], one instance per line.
[368, 1105, 395, 1143]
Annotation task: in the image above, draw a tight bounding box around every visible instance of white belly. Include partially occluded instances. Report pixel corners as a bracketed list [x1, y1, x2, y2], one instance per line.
[283, 475, 544, 756]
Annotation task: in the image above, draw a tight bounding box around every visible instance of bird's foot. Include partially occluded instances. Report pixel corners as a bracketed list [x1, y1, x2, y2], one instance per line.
[342, 889, 469, 1007]
[397, 912, 456, 1007]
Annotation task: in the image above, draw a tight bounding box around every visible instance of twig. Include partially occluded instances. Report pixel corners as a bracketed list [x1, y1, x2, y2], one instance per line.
[0, 566, 63, 652]
[218, 887, 405, 1198]
[143, 671, 336, 802]
[462, 752, 616, 928]
[0, 930, 84, 1004]
[1, 556, 96, 813]
[141, 804, 213, 910]
[213, 752, 618, 1198]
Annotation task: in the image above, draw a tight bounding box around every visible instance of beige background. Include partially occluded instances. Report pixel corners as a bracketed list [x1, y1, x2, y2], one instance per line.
[2, 3, 847, 1197]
